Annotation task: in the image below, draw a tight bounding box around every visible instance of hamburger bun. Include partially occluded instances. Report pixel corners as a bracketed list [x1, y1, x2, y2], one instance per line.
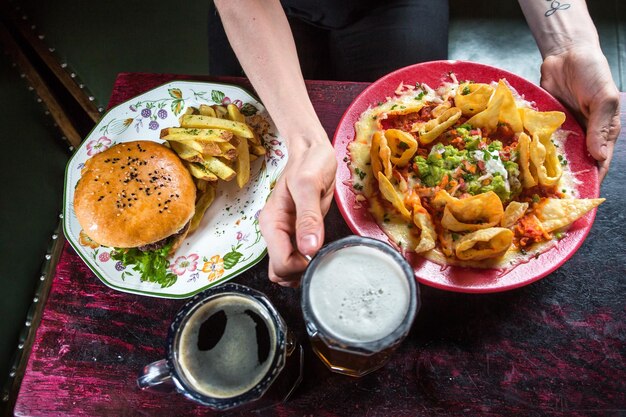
[74, 140, 196, 248]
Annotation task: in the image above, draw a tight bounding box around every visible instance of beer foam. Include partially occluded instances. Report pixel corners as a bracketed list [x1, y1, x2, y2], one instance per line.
[178, 295, 276, 399]
[308, 245, 410, 343]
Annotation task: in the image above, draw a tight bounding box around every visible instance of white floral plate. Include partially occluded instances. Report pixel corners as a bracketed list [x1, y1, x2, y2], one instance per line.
[63, 81, 287, 298]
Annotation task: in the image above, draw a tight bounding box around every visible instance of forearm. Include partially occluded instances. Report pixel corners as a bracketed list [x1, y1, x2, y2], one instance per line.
[214, 0, 327, 149]
[518, 0, 600, 57]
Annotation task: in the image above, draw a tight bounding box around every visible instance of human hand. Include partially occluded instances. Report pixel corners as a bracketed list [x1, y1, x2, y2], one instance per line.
[259, 138, 337, 287]
[539, 45, 621, 182]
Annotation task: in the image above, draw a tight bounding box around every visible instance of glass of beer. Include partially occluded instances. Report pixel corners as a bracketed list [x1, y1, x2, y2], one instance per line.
[301, 235, 419, 377]
[138, 283, 303, 410]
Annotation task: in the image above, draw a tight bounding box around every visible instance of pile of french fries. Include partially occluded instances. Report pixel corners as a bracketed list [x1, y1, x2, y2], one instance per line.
[160, 104, 266, 233]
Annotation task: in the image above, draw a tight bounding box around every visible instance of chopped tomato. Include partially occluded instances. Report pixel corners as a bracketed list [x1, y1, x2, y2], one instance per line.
[515, 214, 551, 247]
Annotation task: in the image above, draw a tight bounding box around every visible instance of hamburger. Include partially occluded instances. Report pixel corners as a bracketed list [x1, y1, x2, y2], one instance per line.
[74, 140, 196, 286]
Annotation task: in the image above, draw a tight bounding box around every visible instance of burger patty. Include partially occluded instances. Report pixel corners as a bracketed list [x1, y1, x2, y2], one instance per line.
[137, 221, 190, 252]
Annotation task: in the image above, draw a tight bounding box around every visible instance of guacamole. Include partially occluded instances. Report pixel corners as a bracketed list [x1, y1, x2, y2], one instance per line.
[414, 127, 521, 202]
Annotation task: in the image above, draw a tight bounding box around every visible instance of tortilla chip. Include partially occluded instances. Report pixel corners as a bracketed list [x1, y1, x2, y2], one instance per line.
[431, 189, 457, 208]
[386, 129, 418, 167]
[440, 191, 504, 232]
[501, 201, 529, 228]
[518, 132, 538, 188]
[431, 101, 452, 118]
[377, 172, 411, 219]
[439, 230, 455, 258]
[378, 134, 393, 179]
[412, 202, 437, 253]
[370, 131, 383, 180]
[529, 132, 562, 186]
[455, 82, 494, 116]
[455, 227, 514, 261]
[466, 80, 523, 133]
[520, 108, 565, 143]
[535, 198, 605, 232]
[417, 107, 462, 144]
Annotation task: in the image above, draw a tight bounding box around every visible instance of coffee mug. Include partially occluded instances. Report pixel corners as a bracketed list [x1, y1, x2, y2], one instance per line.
[137, 283, 303, 410]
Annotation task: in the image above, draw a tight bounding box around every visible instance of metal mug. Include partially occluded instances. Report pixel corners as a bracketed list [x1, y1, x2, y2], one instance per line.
[137, 283, 303, 410]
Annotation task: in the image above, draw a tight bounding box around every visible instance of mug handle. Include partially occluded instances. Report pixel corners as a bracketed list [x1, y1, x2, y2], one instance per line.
[137, 359, 173, 390]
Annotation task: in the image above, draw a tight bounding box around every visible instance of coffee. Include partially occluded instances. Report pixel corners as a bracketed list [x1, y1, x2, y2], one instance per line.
[177, 294, 277, 399]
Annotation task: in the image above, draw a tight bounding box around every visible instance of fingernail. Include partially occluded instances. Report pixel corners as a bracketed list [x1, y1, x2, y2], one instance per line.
[599, 145, 608, 159]
[300, 234, 318, 254]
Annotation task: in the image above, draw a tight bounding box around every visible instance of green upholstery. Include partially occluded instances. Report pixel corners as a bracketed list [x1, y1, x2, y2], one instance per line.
[11, 0, 210, 110]
[0, 51, 69, 398]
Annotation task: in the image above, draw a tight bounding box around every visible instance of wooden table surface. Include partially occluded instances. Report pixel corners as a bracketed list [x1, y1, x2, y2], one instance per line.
[14, 73, 626, 417]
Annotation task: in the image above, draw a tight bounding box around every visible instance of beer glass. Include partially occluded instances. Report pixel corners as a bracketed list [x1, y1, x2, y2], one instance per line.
[301, 236, 419, 377]
[138, 283, 303, 410]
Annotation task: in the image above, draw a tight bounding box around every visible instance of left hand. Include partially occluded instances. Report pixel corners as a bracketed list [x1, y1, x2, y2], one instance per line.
[539, 45, 621, 183]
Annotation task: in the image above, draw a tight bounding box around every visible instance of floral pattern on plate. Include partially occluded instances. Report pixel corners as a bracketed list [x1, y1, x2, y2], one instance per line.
[63, 81, 287, 298]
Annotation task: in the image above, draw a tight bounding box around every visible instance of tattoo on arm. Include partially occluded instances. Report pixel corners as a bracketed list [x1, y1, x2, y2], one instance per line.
[545, 0, 571, 17]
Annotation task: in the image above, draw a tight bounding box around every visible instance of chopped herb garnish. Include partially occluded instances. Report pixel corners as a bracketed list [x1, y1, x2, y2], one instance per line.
[353, 183, 364, 191]
[354, 167, 367, 180]
[461, 86, 471, 95]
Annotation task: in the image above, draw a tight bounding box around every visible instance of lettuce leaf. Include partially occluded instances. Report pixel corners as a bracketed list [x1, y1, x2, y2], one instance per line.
[111, 242, 177, 288]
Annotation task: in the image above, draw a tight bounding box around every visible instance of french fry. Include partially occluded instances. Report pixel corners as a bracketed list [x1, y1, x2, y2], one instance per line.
[250, 144, 267, 156]
[195, 178, 209, 192]
[160, 127, 232, 143]
[179, 115, 255, 139]
[216, 142, 238, 161]
[234, 135, 250, 188]
[227, 104, 245, 123]
[169, 141, 204, 163]
[161, 104, 266, 235]
[198, 156, 236, 181]
[167, 138, 223, 156]
[189, 185, 216, 233]
[198, 104, 217, 117]
[212, 105, 228, 118]
[247, 132, 262, 146]
[184, 161, 218, 182]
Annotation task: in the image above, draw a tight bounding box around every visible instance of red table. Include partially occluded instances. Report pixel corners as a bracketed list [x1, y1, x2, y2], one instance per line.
[14, 73, 626, 416]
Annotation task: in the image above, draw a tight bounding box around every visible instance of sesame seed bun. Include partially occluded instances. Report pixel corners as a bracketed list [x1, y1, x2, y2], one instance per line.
[74, 140, 196, 249]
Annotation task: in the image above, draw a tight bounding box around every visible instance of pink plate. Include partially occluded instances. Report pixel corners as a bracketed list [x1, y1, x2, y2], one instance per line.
[333, 60, 600, 293]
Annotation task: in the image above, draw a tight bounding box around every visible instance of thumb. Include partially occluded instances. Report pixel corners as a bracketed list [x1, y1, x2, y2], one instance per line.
[290, 179, 325, 257]
[585, 109, 610, 162]
[584, 93, 620, 163]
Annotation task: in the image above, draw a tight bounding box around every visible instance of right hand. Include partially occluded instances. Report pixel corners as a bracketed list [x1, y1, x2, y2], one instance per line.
[540, 45, 621, 182]
[259, 137, 337, 287]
